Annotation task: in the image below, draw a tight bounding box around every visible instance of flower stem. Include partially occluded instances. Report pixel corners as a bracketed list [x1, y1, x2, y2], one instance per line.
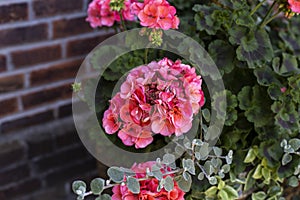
[259, 1, 277, 28]
[260, 10, 281, 27]
[144, 48, 149, 64]
[250, 0, 267, 16]
[119, 12, 127, 31]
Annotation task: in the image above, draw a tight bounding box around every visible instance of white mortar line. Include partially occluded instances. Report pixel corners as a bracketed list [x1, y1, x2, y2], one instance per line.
[0, 79, 74, 100]
[0, 55, 85, 78]
[0, 30, 112, 53]
[27, 0, 34, 21]
[0, 12, 87, 30]
[0, 98, 73, 124]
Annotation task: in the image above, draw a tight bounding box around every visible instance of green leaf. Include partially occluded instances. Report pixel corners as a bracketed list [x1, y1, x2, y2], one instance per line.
[208, 176, 218, 185]
[198, 172, 205, 181]
[223, 185, 239, 199]
[151, 165, 163, 180]
[164, 176, 174, 192]
[244, 169, 255, 191]
[176, 174, 192, 192]
[252, 164, 262, 179]
[273, 53, 300, 76]
[107, 167, 125, 183]
[90, 178, 105, 195]
[183, 159, 196, 175]
[288, 176, 299, 187]
[163, 153, 176, 165]
[236, 30, 273, 68]
[244, 148, 257, 163]
[98, 194, 112, 200]
[282, 153, 292, 166]
[208, 40, 235, 75]
[213, 147, 222, 157]
[72, 180, 86, 195]
[127, 177, 140, 194]
[254, 66, 280, 87]
[205, 186, 218, 197]
[202, 108, 211, 122]
[218, 189, 229, 200]
[289, 138, 300, 151]
[222, 164, 231, 173]
[252, 191, 267, 200]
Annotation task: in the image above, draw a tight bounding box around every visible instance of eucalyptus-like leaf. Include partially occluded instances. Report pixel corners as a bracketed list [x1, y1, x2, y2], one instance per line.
[162, 153, 176, 165]
[164, 176, 174, 192]
[282, 153, 292, 166]
[72, 180, 86, 196]
[208, 176, 217, 185]
[127, 177, 140, 194]
[213, 147, 222, 157]
[198, 172, 205, 181]
[183, 159, 196, 175]
[288, 176, 299, 187]
[289, 138, 300, 152]
[151, 165, 163, 180]
[90, 178, 105, 195]
[176, 173, 192, 192]
[107, 167, 125, 183]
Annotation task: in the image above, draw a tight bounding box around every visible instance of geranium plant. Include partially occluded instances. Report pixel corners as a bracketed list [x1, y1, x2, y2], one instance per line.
[72, 0, 300, 199]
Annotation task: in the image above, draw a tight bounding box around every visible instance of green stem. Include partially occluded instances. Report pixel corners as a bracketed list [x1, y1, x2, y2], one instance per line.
[144, 48, 149, 64]
[259, 1, 277, 28]
[260, 10, 281, 27]
[250, 0, 267, 16]
[119, 12, 127, 31]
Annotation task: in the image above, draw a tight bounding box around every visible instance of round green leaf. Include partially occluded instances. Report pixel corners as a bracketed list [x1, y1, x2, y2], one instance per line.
[90, 178, 105, 195]
[127, 177, 140, 194]
[72, 180, 86, 195]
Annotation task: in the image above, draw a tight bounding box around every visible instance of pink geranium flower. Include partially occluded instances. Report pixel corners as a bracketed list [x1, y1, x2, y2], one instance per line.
[102, 58, 204, 148]
[86, 0, 136, 28]
[112, 161, 185, 200]
[288, 0, 300, 13]
[132, 0, 180, 30]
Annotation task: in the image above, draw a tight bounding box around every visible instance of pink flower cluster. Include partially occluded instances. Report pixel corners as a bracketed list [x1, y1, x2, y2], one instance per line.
[112, 161, 185, 200]
[288, 0, 300, 13]
[86, 0, 180, 30]
[86, 0, 136, 28]
[102, 58, 205, 148]
[132, 0, 180, 30]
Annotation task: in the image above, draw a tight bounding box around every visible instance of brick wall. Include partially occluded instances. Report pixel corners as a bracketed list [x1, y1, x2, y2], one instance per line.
[0, 0, 111, 199]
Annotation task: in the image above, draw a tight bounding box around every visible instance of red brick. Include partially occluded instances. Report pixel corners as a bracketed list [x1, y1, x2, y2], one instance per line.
[0, 3, 28, 24]
[0, 74, 24, 94]
[45, 158, 96, 186]
[0, 140, 25, 168]
[0, 164, 30, 186]
[11, 45, 62, 68]
[1, 110, 54, 133]
[0, 55, 6, 72]
[55, 126, 81, 147]
[0, 23, 48, 48]
[26, 132, 54, 159]
[0, 178, 42, 199]
[33, 0, 83, 17]
[0, 98, 18, 117]
[58, 103, 72, 118]
[53, 17, 93, 39]
[30, 59, 82, 86]
[22, 84, 73, 109]
[34, 145, 89, 172]
[66, 34, 113, 57]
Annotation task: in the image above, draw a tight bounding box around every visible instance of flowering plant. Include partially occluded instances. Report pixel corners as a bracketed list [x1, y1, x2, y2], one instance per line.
[72, 0, 300, 199]
[103, 58, 204, 149]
